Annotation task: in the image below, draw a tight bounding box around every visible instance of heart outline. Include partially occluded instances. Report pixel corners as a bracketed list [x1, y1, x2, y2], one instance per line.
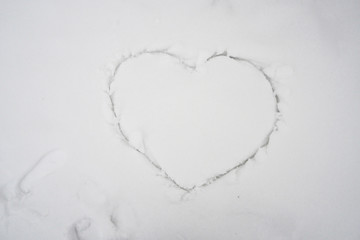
[106, 49, 281, 192]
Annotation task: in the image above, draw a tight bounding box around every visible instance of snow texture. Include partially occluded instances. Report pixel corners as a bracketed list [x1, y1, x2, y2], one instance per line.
[1, 0, 360, 239]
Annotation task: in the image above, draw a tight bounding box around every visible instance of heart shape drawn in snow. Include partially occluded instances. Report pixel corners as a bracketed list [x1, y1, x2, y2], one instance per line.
[106, 49, 281, 192]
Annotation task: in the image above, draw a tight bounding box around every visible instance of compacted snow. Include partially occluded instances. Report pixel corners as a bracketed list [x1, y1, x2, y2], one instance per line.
[1, 0, 360, 239]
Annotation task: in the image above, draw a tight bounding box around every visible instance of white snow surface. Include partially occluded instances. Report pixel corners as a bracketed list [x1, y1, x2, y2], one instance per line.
[1, 0, 360, 239]
[111, 51, 276, 188]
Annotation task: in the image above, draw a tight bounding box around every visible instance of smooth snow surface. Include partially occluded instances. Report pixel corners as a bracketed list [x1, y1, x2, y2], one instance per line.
[1, 0, 360, 239]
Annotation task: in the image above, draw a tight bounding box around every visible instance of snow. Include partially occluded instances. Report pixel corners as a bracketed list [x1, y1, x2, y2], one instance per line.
[1, 0, 360, 239]
[110, 50, 277, 188]
[18, 150, 68, 195]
